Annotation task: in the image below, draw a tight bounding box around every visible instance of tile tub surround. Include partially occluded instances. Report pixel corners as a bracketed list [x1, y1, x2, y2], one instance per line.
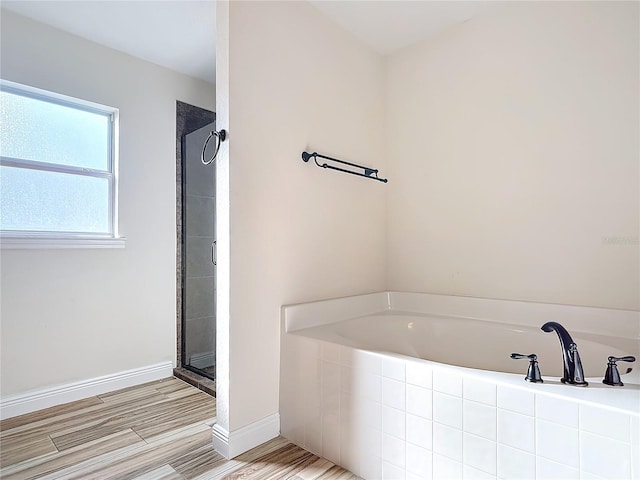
[280, 292, 640, 479]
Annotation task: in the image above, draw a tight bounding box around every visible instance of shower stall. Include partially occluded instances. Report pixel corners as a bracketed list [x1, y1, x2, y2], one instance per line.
[176, 101, 216, 386]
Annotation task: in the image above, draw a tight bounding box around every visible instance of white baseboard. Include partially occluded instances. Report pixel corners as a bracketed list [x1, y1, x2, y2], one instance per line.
[0, 361, 173, 420]
[212, 424, 231, 458]
[189, 351, 215, 369]
[212, 413, 280, 459]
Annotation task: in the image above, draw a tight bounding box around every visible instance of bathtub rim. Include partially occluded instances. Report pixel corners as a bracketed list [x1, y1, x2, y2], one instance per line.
[283, 291, 640, 340]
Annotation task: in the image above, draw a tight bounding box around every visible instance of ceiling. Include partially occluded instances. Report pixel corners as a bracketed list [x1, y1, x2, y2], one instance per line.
[1, 1, 218, 83]
[1, 1, 487, 84]
[309, 1, 487, 55]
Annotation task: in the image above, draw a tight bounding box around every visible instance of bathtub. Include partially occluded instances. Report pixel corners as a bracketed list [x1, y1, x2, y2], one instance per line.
[280, 292, 640, 480]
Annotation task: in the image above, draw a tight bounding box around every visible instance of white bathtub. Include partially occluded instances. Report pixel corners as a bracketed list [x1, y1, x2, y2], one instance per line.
[280, 292, 640, 480]
[295, 311, 639, 378]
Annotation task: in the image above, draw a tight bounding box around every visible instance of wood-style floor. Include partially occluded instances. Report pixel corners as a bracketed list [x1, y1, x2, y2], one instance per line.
[0, 377, 360, 480]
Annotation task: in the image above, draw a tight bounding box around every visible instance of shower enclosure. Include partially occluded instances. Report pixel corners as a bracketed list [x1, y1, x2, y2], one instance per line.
[177, 101, 216, 384]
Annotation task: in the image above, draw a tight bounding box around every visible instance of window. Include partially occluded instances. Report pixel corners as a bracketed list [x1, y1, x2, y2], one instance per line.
[0, 80, 123, 248]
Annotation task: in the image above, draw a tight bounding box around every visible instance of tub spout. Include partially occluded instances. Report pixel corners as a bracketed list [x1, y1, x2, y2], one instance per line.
[541, 322, 588, 386]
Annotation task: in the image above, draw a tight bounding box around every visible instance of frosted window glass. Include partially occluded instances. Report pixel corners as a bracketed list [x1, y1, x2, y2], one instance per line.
[0, 166, 109, 233]
[0, 91, 110, 171]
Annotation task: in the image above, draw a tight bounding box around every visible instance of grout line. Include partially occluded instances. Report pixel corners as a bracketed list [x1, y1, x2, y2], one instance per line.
[49, 433, 61, 453]
[533, 394, 537, 478]
[130, 426, 150, 445]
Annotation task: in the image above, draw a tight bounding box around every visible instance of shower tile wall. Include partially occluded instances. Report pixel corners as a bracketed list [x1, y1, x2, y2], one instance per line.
[184, 124, 216, 372]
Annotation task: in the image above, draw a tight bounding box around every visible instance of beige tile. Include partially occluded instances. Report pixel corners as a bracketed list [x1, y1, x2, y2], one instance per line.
[0, 396, 104, 436]
[132, 465, 184, 480]
[1, 429, 144, 480]
[0, 434, 58, 468]
[296, 458, 335, 479]
[0, 378, 358, 480]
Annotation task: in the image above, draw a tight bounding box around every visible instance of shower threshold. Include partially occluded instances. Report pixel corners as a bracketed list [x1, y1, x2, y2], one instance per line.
[173, 367, 216, 397]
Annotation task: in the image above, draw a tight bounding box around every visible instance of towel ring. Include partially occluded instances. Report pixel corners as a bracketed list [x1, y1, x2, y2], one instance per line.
[201, 129, 227, 166]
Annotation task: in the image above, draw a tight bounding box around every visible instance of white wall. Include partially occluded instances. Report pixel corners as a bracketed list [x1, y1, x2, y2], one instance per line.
[3, 0, 636, 444]
[386, 2, 639, 311]
[218, 1, 386, 432]
[0, 10, 215, 397]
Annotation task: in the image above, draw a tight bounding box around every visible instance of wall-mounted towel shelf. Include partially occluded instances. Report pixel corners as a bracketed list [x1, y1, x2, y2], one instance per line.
[301, 151, 388, 183]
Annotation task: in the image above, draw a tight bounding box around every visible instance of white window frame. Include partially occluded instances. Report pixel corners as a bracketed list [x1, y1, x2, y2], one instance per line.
[0, 80, 124, 249]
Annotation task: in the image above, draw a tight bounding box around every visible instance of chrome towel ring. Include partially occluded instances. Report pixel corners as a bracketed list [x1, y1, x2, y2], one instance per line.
[201, 129, 227, 166]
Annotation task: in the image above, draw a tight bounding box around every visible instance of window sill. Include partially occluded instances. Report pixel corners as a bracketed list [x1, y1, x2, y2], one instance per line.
[0, 236, 126, 249]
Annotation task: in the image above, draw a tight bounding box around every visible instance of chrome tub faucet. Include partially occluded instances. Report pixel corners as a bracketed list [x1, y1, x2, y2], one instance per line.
[541, 321, 588, 386]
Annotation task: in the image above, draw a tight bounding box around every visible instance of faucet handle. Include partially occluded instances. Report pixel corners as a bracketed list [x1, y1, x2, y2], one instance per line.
[609, 356, 636, 363]
[510, 353, 537, 360]
[510, 353, 544, 383]
[603, 356, 636, 387]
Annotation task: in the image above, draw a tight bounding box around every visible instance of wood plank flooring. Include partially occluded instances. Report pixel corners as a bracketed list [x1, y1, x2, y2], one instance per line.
[0, 377, 360, 480]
